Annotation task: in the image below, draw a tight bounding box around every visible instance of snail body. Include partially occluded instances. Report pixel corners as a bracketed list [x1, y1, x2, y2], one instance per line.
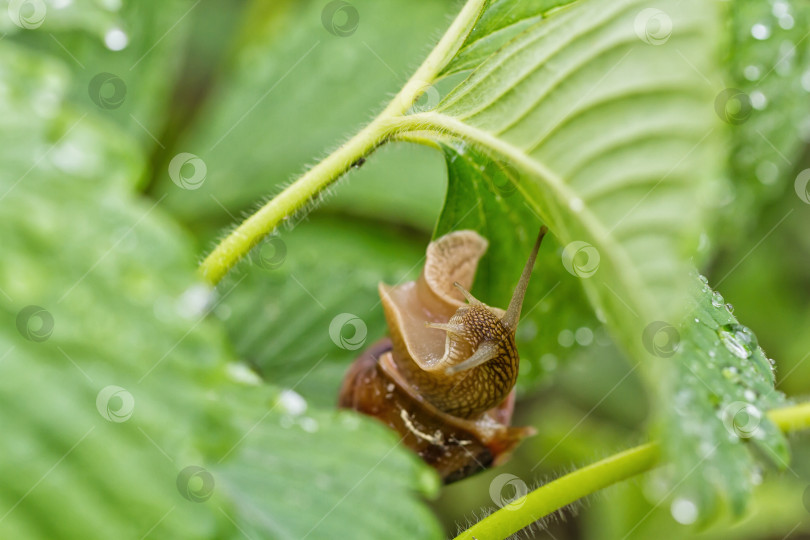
[339, 227, 547, 482]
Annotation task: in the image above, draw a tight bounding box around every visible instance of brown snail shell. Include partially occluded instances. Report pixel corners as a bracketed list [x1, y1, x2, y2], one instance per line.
[339, 227, 547, 483]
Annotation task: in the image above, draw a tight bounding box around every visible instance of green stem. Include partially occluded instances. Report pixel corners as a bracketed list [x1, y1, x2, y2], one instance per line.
[455, 401, 810, 540]
[198, 0, 487, 284]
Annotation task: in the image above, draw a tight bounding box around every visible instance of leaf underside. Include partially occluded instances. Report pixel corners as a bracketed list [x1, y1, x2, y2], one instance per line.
[427, 0, 788, 521]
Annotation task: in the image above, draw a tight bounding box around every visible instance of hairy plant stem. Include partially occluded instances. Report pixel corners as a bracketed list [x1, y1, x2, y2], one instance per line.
[454, 401, 810, 540]
[199, 0, 487, 284]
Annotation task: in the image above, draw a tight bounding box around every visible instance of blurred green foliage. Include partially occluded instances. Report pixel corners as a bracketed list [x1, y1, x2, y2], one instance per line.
[2, 0, 810, 538]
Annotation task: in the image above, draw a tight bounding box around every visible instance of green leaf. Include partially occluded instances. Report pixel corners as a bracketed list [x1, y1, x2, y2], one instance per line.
[4, 0, 202, 153]
[215, 393, 440, 540]
[441, 0, 577, 76]
[425, 0, 721, 361]
[0, 41, 441, 540]
[154, 0, 454, 231]
[713, 0, 810, 242]
[216, 217, 425, 408]
[654, 275, 788, 521]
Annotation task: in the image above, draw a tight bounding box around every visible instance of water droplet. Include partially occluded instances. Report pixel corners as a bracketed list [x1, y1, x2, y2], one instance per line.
[725, 303, 734, 313]
[710, 291, 724, 308]
[575, 327, 593, 346]
[772, 1, 790, 17]
[743, 65, 761, 81]
[540, 353, 558, 371]
[779, 14, 794, 29]
[226, 363, 262, 385]
[53, 0, 73, 8]
[100, 0, 122, 11]
[104, 28, 128, 51]
[708, 350, 716, 358]
[697, 232, 710, 253]
[718, 324, 758, 359]
[278, 389, 307, 416]
[744, 389, 756, 401]
[801, 70, 810, 92]
[51, 141, 95, 175]
[694, 318, 700, 323]
[671, 497, 699, 525]
[300, 417, 319, 433]
[751, 23, 771, 40]
[698, 274, 709, 285]
[776, 41, 796, 76]
[558, 329, 574, 347]
[750, 466, 763, 485]
[749, 90, 767, 110]
[722, 366, 739, 379]
[176, 284, 213, 319]
[569, 197, 584, 212]
[755, 161, 778, 185]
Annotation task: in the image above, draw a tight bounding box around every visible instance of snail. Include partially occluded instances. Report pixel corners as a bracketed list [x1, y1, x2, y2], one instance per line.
[339, 226, 547, 483]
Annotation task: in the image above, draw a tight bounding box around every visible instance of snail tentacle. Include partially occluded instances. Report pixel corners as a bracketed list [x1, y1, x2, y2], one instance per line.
[453, 281, 483, 305]
[444, 341, 500, 375]
[501, 226, 547, 332]
[424, 321, 466, 334]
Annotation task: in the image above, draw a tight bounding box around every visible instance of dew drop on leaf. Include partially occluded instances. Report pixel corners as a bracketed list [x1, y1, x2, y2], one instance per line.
[718, 324, 758, 359]
[772, 0, 790, 17]
[575, 327, 593, 346]
[743, 64, 761, 80]
[540, 353, 558, 372]
[300, 417, 319, 433]
[558, 329, 574, 347]
[671, 497, 699, 525]
[750, 90, 768, 110]
[751, 22, 771, 40]
[278, 389, 307, 416]
[710, 290, 724, 308]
